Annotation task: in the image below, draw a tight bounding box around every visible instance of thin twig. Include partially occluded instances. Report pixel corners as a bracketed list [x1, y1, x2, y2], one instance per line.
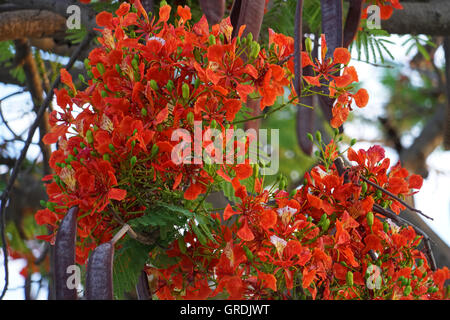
[0, 33, 93, 300]
[373, 203, 437, 271]
[360, 175, 433, 221]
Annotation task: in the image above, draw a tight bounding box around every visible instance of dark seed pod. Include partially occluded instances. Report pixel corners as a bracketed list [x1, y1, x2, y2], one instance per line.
[85, 242, 114, 300]
[54, 206, 79, 300]
[136, 270, 152, 300]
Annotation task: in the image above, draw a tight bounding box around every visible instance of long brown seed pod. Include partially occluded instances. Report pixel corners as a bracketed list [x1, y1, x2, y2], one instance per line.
[54, 206, 79, 300]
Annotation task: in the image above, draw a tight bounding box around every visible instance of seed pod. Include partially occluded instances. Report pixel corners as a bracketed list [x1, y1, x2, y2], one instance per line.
[346, 271, 354, 286]
[182, 83, 190, 100]
[136, 270, 151, 300]
[86, 130, 94, 144]
[54, 206, 79, 300]
[367, 211, 374, 227]
[85, 242, 114, 300]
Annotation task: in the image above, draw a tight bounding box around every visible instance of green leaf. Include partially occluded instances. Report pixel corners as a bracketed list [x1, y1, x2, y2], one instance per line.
[113, 240, 153, 299]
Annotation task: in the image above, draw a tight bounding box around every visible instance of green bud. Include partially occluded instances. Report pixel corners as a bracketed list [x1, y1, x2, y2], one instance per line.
[131, 56, 139, 70]
[250, 42, 260, 59]
[219, 33, 224, 43]
[40, 200, 46, 207]
[109, 144, 115, 152]
[346, 271, 354, 286]
[130, 156, 137, 167]
[150, 79, 158, 91]
[86, 130, 94, 144]
[322, 218, 330, 232]
[307, 216, 312, 222]
[78, 74, 85, 83]
[132, 129, 138, 136]
[87, 71, 94, 79]
[151, 144, 159, 158]
[210, 119, 217, 129]
[103, 153, 110, 161]
[243, 245, 254, 262]
[84, 58, 90, 70]
[383, 221, 389, 233]
[182, 83, 190, 100]
[417, 259, 424, 267]
[236, 37, 241, 47]
[96, 63, 105, 75]
[46, 202, 56, 212]
[367, 211, 374, 228]
[305, 37, 313, 53]
[194, 78, 201, 89]
[376, 189, 383, 199]
[80, 142, 86, 148]
[307, 133, 314, 142]
[246, 32, 253, 43]
[141, 108, 148, 117]
[315, 130, 322, 143]
[131, 140, 137, 148]
[208, 34, 216, 45]
[101, 90, 108, 98]
[350, 138, 357, 146]
[166, 80, 174, 91]
[160, 0, 167, 7]
[186, 112, 194, 125]
[404, 285, 412, 296]
[319, 213, 327, 226]
[115, 64, 121, 74]
[73, 147, 79, 155]
[361, 181, 368, 195]
[279, 179, 286, 190]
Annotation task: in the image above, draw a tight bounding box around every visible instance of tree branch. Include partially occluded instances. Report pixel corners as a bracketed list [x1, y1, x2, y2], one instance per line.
[382, 1, 450, 36]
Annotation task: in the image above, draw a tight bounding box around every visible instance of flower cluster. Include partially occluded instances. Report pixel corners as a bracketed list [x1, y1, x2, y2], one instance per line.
[35, 1, 449, 300]
[148, 142, 449, 300]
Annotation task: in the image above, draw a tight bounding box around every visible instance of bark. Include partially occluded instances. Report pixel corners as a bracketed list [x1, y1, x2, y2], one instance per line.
[382, 1, 450, 36]
[0, 10, 66, 42]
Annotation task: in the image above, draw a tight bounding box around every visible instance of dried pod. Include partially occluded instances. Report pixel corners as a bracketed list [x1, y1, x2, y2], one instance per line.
[136, 270, 152, 300]
[85, 242, 114, 300]
[54, 206, 79, 300]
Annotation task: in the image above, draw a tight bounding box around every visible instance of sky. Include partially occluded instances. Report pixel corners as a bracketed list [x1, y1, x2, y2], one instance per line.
[0, 34, 449, 299]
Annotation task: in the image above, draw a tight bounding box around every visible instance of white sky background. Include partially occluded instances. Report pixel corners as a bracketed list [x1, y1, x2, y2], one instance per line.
[0, 35, 449, 299]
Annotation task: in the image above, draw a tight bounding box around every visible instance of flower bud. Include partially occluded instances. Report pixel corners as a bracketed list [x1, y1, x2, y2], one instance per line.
[367, 211, 374, 228]
[182, 83, 190, 100]
[141, 108, 148, 117]
[150, 79, 158, 91]
[305, 37, 313, 53]
[130, 155, 137, 167]
[86, 130, 94, 144]
[346, 271, 354, 286]
[186, 112, 194, 125]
